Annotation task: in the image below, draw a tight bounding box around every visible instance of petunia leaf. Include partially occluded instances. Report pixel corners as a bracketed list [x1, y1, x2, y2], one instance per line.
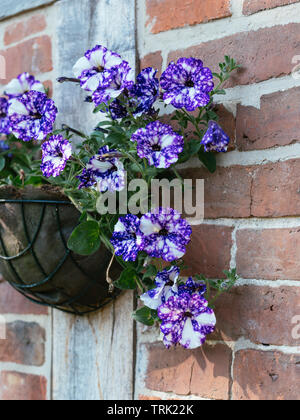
[132, 307, 155, 326]
[0, 156, 6, 172]
[198, 148, 217, 173]
[114, 267, 138, 290]
[67, 221, 101, 255]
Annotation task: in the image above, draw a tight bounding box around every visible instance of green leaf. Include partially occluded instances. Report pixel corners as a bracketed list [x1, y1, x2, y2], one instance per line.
[0, 156, 6, 172]
[67, 221, 100, 256]
[114, 267, 138, 290]
[132, 307, 155, 326]
[143, 264, 158, 280]
[198, 148, 217, 173]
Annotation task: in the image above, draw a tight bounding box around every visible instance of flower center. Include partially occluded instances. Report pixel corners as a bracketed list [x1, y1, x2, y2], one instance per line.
[0, 112, 6, 118]
[33, 113, 43, 120]
[111, 165, 118, 172]
[184, 311, 193, 318]
[159, 228, 169, 237]
[185, 80, 194, 88]
[152, 144, 161, 152]
[166, 280, 174, 287]
[96, 66, 105, 73]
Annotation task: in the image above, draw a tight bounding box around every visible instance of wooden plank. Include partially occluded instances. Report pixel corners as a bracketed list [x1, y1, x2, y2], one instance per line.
[52, 0, 136, 400]
[0, 0, 57, 21]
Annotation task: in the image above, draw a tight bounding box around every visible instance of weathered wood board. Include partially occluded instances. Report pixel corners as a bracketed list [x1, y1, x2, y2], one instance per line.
[51, 0, 136, 400]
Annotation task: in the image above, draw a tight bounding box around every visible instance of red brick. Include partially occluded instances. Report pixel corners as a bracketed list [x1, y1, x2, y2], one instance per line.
[0, 281, 48, 315]
[251, 159, 300, 217]
[184, 225, 233, 277]
[4, 15, 47, 46]
[180, 166, 252, 219]
[145, 342, 232, 400]
[243, 0, 300, 15]
[237, 228, 300, 280]
[232, 350, 300, 400]
[0, 36, 52, 85]
[146, 0, 231, 34]
[168, 23, 300, 87]
[212, 286, 300, 346]
[0, 321, 45, 366]
[140, 51, 163, 78]
[0, 371, 47, 401]
[237, 88, 300, 151]
[139, 395, 162, 400]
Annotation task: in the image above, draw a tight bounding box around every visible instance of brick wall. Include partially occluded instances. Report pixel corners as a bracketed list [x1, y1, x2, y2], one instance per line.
[136, 0, 300, 400]
[0, 2, 55, 400]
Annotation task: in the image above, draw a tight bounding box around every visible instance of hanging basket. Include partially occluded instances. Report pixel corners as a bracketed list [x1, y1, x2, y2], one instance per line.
[0, 185, 121, 315]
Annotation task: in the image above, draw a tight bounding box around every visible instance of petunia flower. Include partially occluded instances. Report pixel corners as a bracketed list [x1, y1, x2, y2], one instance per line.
[4, 72, 45, 98]
[111, 214, 144, 262]
[137, 208, 192, 262]
[178, 277, 207, 296]
[130, 67, 159, 116]
[92, 61, 135, 106]
[141, 266, 180, 310]
[201, 121, 230, 152]
[160, 58, 214, 111]
[158, 292, 216, 349]
[73, 45, 134, 94]
[8, 91, 57, 142]
[77, 145, 125, 192]
[41, 135, 72, 178]
[0, 98, 12, 135]
[131, 121, 184, 169]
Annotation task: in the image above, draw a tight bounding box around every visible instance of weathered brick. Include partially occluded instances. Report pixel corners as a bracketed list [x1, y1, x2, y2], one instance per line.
[0, 36, 52, 85]
[184, 225, 233, 277]
[140, 51, 163, 78]
[236, 228, 300, 280]
[232, 350, 300, 400]
[212, 286, 300, 346]
[0, 281, 48, 315]
[139, 395, 162, 400]
[237, 88, 300, 151]
[180, 166, 252, 219]
[146, 0, 231, 34]
[243, 0, 300, 15]
[4, 15, 46, 46]
[168, 23, 300, 87]
[145, 342, 232, 400]
[0, 371, 47, 401]
[251, 159, 300, 217]
[0, 321, 45, 366]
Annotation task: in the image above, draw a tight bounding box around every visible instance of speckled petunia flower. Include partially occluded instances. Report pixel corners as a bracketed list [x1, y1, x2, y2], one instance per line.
[137, 208, 192, 262]
[141, 266, 180, 310]
[158, 292, 216, 349]
[5, 72, 45, 98]
[73, 45, 134, 97]
[201, 121, 230, 153]
[160, 58, 214, 111]
[131, 121, 184, 169]
[178, 277, 207, 297]
[78, 145, 125, 192]
[8, 91, 57, 142]
[130, 67, 159, 116]
[41, 135, 72, 178]
[92, 61, 134, 106]
[0, 98, 12, 135]
[111, 214, 144, 262]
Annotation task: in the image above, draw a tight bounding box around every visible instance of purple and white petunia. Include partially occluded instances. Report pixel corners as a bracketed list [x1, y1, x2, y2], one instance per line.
[130, 67, 159, 116]
[5, 72, 45, 98]
[111, 214, 144, 262]
[131, 121, 184, 169]
[8, 91, 57, 142]
[137, 208, 192, 262]
[178, 277, 207, 297]
[92, 61, 134, 106]
[73, 45, 134, 98]
[0, 98, 12, 135]
[201, 121, 230, 153]
[160, 58, 214, 111]
[41, 135, 72, 178]
[158, 292, 216, 349]
[77, 145, 125, 192]
[141, 266, 180, 310]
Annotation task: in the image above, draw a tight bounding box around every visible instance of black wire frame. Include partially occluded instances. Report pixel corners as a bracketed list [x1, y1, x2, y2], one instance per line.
[0, 199, 118, 316]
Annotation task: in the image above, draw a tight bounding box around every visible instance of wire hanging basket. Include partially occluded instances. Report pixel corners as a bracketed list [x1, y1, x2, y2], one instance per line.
[0, 186, 121, 315]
